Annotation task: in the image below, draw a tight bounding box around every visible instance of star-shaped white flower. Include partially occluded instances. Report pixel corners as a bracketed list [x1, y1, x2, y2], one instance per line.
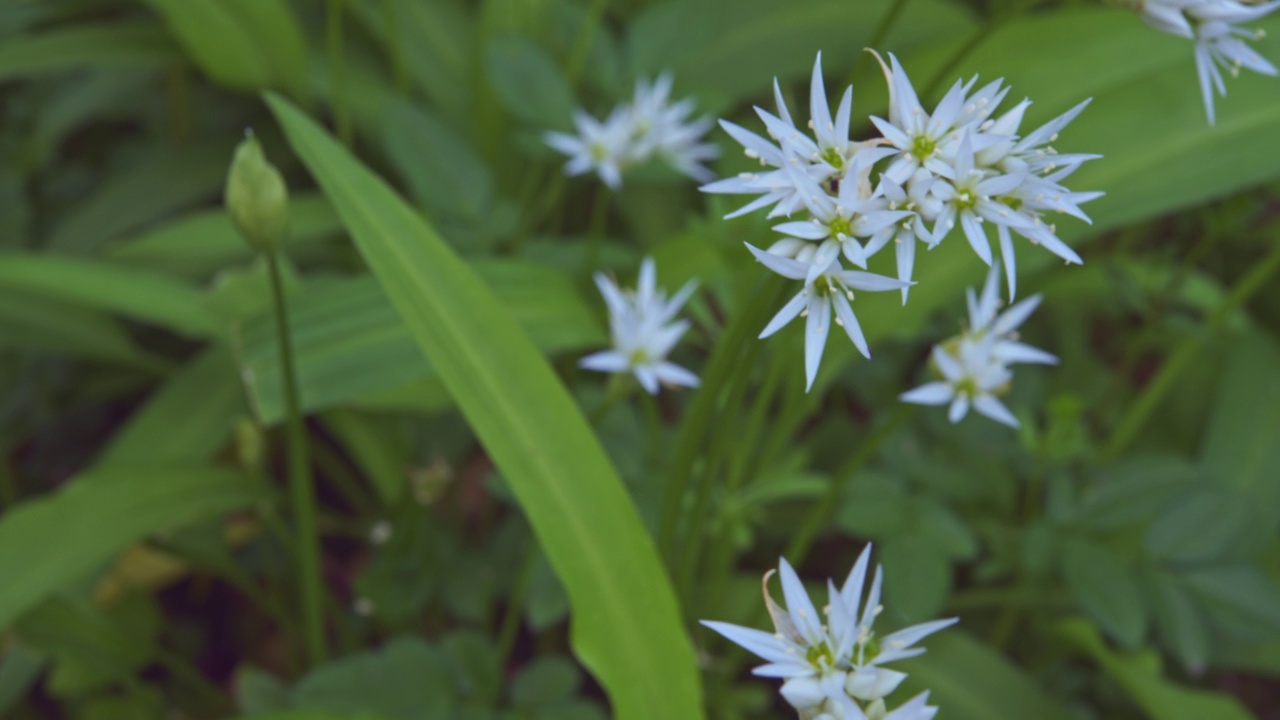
[545, 108, 633, 189]
[900, 337, 1020, 427]
[747, 244, 909, 391]
[579, 257, 699, 394]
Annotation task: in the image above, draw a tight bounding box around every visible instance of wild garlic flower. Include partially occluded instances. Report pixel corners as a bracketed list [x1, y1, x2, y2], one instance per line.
[579, 257, 699, 394]
[700, 546, 955, 720]
[1132, 0, 1280, 124]
[545, 73, 717, 188]
[900, 263, 1055, 427]
[704, 51, 1097, 342]
[747, 244, 909, 392]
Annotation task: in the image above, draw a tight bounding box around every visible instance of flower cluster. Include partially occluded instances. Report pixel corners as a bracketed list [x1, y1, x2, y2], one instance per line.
[900, 263, 1056, 428]
[702, 545, 957, 720]
[579, 257, 700, 395]
[545, 74, 719, 189]
[1132, 0, 1279, 124]
[703, 52, 1097, 391]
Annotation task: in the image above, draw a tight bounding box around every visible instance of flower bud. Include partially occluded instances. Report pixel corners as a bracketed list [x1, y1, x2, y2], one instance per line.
[225, 131, 289, 251]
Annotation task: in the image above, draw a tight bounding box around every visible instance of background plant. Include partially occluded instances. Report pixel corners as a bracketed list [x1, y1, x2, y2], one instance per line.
[0, 1, 1279, 719]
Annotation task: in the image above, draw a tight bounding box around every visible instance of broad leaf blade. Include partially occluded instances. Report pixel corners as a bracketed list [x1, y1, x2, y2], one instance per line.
[0, 467, 262, 631]
[266, 93, 703, 720]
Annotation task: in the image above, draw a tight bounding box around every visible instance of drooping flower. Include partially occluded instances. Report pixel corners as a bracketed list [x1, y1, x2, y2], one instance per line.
[579, 257, 699, 394]
[1132, 0, 1280, 124]
[700, 546, 956, 719]
[546, 74, 717, 188]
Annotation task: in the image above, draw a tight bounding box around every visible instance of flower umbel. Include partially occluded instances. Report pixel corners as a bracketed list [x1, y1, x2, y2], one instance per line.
[545, 73, 717, 188]
[1132, 0, 1280, 124]
[579, 257, 700, 394]
[900, 263, 1056, 427]
[700, 546, 956, 719]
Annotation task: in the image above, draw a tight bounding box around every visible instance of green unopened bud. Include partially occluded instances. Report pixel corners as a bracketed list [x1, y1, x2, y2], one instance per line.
[226, 131, 289, 251]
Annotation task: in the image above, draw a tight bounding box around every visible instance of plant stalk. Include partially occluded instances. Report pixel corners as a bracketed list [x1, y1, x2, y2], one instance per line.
[266, 251, 327, 668]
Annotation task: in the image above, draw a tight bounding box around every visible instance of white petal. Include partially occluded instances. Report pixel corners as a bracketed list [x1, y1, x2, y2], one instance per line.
[832, 292, 870, 358]
[778, 557, 824, 642]
[747, 242, 808, 280]
[948, 395, 970, 423]
[653, 361, 701, 389]
[804, 295, 832, 392]
[960, 212, 993, 266]
[900, 382, 954, 406]
[699, 620, 795, 664]
[973, 395, 1020, 428]
[760, 290, 809, 339]
[579, 350, 629, 373]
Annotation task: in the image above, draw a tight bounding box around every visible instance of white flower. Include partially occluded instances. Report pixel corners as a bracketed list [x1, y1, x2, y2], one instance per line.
[1133, 0, 1280, 124]
[869, 51, 1009, 185]
[627, 73, 720, 182]
[579, 257, 699, 394]
[701, 547, 956, 719]
[544, 108, 633, 189]
[747, 244, 909, 391]
[900, 337, 1020, 427]
[546, 74, 716, 187]
[900, 263, 1056, 427]
[929, 132, 1032, 268]
[863, 170, 940, 304]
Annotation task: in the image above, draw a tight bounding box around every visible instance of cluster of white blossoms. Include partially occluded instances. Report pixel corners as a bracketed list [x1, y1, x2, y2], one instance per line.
[545, 74, 719, 189]
[702, 545, 957, 720]
[1131, 0, 1280, 124]
[900, 263, 1056, 428]
[702, 52, 1098, 392]
[579, 257, 700, 395]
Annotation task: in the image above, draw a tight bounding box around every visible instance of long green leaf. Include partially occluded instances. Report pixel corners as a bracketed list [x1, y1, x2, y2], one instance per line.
[139, 0, 307, 95]
[0, 287, 164, 370]
[0, 23, 181, 82]
[266, 92, 703, 720]
[0, 253, 218, 337]
[96, 347, 246, 466]
[234, 267, 603, 425]
[0, 467, 262, 631]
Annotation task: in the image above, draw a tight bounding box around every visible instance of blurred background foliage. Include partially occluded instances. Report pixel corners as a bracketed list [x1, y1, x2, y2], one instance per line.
[0, 0, 1279, 719]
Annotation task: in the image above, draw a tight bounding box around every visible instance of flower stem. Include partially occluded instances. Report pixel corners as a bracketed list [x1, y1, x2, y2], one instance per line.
[566, 0, 607, 89]
[657, 274, 783, 565]
[584, 186, 610, 275]
[1104, 238, 1280, 459]
[846, 0, 913, 85]
[921, 14, 1010, 100]
[326, 0, 353, 148]
[380, 0, 410, 94]
[785, 404, 916, 564]
[496, 542, 538, 666]
[266, 251, 327, 668]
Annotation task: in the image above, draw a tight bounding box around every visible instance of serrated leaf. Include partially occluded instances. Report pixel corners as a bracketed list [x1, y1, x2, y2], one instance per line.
[267, 92, 703, 720]
[1144, 571, 1210, 674]
[1143, 490, 1253, 564]
[1184, 566, 1280, 642]
[1061, 537, 1148, 648]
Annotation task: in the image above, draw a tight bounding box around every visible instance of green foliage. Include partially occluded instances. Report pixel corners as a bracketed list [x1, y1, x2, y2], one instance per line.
[2, 0, 1280, 718]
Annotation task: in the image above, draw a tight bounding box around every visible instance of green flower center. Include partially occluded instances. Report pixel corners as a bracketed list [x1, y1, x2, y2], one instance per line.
[590, 142, 609, 161]
[954, 189, 977, 210]
[806, 642, 836, 670]
[829, 216, 853, 239]
[821, 146, 845, 169]
[910, 135, 936, 161]
[628, 348, 650, 365]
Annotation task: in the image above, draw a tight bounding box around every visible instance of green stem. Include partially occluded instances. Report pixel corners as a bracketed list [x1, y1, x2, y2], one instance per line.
[921, 15, 1008, 100]
[674, 334, 765, 604]
[327, 0, 353, 148]
[846, 0, 913, 85]
[657, 274, 784, 562]
[584, 186, 610, 274]
[588, 373, 633, 426]
[266, 251, 327, 668]
[311, 440, 376, 516]
[496, 543, 538, 665]
[380, 0, 410, 94]
[565, 0, 607, 89]
[785, 404, 916, 564]
[1103, 239, 1280, 459]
